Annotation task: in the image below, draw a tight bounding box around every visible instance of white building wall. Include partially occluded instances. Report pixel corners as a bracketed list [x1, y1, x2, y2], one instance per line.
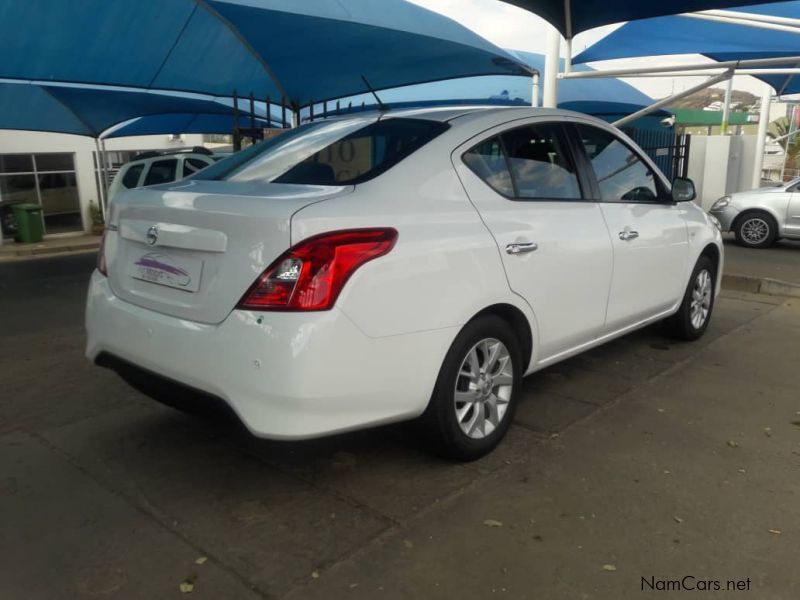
[687, 135, 760, 210]
[0, 130, 205, 235]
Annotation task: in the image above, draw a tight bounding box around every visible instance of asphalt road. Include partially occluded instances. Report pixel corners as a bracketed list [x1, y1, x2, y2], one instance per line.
[1, 254, 799, 599]
[723, 235, 800, 285]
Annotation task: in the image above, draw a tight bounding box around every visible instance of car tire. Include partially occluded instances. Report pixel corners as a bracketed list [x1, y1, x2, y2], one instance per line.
[734, 211, 778, 248]
[417, 315, 523, 461]
[663, 256, 716, 342]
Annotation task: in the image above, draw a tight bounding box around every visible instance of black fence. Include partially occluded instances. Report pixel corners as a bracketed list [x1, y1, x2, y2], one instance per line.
[624, 127, 691, 182]
[231, 91, 368, 151]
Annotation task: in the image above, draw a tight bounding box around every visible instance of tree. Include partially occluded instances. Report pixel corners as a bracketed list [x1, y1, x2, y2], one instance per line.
[768, 116, 792, 150]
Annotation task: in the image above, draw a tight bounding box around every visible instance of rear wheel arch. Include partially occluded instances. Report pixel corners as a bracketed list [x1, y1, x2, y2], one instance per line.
[468, 303, 534, 370]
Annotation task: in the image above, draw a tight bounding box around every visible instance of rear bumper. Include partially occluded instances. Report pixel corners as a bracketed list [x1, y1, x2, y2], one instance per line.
[85, 271, 456, 439]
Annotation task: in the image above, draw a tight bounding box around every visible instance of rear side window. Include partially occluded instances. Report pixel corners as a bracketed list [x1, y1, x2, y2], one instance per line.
[576, 125, 659, 202]
[274, 118, 449, 185]
[121, 163, 144, 189]
[462, 123, 581, 200]
[502, 124, 581, 199]
[462, 137, 514, 197]
[144, 159, 178, 186]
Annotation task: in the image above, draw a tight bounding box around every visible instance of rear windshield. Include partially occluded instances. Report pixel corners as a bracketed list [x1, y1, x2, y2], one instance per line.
[194, 117, 448, 185]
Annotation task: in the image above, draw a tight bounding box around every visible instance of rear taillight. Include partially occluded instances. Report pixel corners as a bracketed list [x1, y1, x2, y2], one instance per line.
[97, 229, 108, 276]
[238, 228, 398, 311]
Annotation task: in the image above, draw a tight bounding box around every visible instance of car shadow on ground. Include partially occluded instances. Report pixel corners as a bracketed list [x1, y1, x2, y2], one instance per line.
[151, 320, 705, 472]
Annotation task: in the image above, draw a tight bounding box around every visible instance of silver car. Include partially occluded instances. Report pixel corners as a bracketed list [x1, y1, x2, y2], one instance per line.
[710, 180, 800, 248]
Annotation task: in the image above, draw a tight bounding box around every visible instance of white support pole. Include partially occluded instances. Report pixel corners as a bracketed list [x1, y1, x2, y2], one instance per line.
[700, 9, 800, 28]
[561, 55, 800, 79]
[753, 85, 772, 189]
[721, 75, 734, 135]
[100, 138, 112, 212]
[531, 72, 540, 108]
[94, 138, 107, 220]
[600, 68, 800, 77]
[682, 12, 800, 35]
[613, 71, 733, 129]
[563, 38, 572, 74]
[543, 24, 561, 108]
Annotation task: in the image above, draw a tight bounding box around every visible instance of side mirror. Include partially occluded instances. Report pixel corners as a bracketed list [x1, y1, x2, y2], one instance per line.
[672, 177, 696, 203]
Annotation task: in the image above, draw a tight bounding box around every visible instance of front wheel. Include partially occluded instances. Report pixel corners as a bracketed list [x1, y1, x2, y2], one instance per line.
[734, 211, 778, 248]
[663, 256, 716, 341]
[417, 315, 523, 461]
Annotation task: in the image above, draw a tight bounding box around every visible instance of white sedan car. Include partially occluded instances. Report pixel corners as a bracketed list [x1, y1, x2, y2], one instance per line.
[86, 107, 722, 460]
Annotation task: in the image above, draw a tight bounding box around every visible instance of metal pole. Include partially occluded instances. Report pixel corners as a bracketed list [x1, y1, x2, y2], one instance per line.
[682, 12, 800, 35]
[721, 75, 734, 135]
[543, 24, 560, 108]
[232, 90, 241, 151]
[613, 71, 733, 128]
[531, 72, 540, 108]
[594, 68, 800, 77]
[94, 138, 107, 220]
[563, 38, 572, 74]
[99, 138, 112, 211]
[699, 9, 800, 28]
[753, 85, 773, 188]
[562, 55, 800, 79]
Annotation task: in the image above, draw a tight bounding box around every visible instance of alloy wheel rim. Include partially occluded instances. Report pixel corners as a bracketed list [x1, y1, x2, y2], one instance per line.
[454, 338, 513, 439]
[690, 269, 713, 330]
[741, 218, 769, 244]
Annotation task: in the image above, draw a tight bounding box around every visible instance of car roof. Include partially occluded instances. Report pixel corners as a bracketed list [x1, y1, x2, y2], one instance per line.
[307, 105, 606, 128]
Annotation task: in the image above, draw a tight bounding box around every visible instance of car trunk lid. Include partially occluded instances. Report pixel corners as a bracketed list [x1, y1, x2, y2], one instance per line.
[105, 179, 350, 324]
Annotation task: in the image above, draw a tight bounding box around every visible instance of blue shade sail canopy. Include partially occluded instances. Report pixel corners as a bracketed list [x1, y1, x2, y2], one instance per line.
[0, 82, 272, 137]
[500, 0, 784, 36]
[573, 2, 800, 94]
[104, 113, 272, 139]
[331, 51, 663, 118]
[0, 0, 528, 106]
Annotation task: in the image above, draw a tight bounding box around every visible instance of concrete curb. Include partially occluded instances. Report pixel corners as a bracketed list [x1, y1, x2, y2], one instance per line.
[722, 274, 800, 299]
[0, 241, 100, 262]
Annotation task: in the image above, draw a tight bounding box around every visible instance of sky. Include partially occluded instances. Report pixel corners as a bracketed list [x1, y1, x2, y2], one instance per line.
[411, 0, 771, 100]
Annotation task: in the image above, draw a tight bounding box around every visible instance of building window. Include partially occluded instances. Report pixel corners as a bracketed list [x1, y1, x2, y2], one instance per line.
[0, 152, 82, 236]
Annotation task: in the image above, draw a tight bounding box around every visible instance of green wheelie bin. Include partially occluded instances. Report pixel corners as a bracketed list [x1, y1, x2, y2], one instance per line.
[12, 203, 44, 243]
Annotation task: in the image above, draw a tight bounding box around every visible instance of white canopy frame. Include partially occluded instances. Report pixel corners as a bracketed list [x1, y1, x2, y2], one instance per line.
[541, 8, 800, 187]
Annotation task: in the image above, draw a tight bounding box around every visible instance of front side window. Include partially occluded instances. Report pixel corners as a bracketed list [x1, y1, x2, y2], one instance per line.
[577, 125, 659, 202]
[143, 159, 178, 186]
[501, 124, 581, 199]
[197, 117, 448, 186]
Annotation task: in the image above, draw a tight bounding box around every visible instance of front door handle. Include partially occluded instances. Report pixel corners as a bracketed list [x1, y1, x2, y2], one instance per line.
[619, 229, 639, 242]
[506, 242, 538, 255]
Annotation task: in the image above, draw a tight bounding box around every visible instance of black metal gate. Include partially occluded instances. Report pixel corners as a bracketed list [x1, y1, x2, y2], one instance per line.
[623, 127, 691, 181]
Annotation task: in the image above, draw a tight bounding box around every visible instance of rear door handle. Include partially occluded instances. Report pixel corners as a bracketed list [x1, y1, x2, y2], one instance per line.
[619, 229, 639, 242]
[506, 242, 538, 255]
